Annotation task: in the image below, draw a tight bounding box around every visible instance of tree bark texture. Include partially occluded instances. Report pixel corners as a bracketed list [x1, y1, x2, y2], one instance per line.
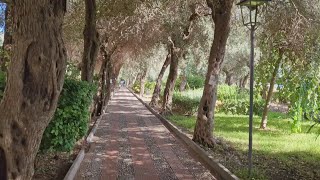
[95, 56, 107, 116]
[241, 73, 249, 89]
[0, 1, 67, 179]
[193, 0, 233, 147]
[139, 68, 147, 97]
[179, 75, 187, 92]
[95, 43, 114, 116]
[149, 48, 171, 108]
[260, 52, 282, 129]
[224, 71, 233, 86]
[161, 43, 179, 114]
[0, 4, 13, 71]
[81, 0, 100, 83]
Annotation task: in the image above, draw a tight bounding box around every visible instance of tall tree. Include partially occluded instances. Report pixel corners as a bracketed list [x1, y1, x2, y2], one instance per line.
[260, 50, 283, 129]
[161, 41, 179, 114]
[81, 0, 100, 82]
[95, 38, 116, 115]
[160, 2, 210, 114]
[255, 0, 319, 129]
[193, 0, 234, 147]
[0, 1, 67, 179]
[149, 46, 171, 107]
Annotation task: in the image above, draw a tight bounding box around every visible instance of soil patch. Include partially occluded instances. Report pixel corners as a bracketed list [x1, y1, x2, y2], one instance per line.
[33, 116, 99, 180]
[33, 146, 80, 180]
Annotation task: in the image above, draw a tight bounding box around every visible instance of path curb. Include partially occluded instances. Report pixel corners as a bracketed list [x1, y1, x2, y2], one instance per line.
[129, 89, 239, 180]
[63, 110, 105, 180]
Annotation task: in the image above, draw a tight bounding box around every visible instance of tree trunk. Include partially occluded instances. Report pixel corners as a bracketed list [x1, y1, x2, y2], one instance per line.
[260, 52, 282, 129]
[105, 61, 113, 104]
[139, 68, 147, 97]
[179, 75, 187, 92]
[241, 73, 249, 89]
[95, 55, 108, 116]
[81, 0, 100, 83]
[0, 1, 67, 179]
[0, 4, 13, 72]
[225, 71, 233, 86]
[193, 0, 233, 147]
[161, 43, 179, 114]
[95, 42, 115, 115]
[149, 48, 171, 108]
[261, 85, 268, 100]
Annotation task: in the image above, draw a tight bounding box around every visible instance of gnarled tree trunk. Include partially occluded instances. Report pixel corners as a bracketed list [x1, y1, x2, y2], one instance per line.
[0, 1, 67, 179]
[139, 68, 148, 97]
[260, 52, 282, 129]
[149, 48, 171, 107]
[95, 42, 115, 115]
[95, 54, 108, 116]
[193, 0, 233, 147]
[161, 43, 179, 114]
[81, 0, 100, 83]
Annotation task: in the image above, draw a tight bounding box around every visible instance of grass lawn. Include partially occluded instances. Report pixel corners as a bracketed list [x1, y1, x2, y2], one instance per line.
[168, 112, 320, 180]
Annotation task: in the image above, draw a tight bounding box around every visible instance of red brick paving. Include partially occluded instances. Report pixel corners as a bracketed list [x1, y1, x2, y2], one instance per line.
[102, 112, 119, 180]
[75, 88, 216, 180]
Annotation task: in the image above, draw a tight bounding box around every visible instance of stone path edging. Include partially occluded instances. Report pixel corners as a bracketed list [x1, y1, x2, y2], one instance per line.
[63, 110, 105, 180]
[129, 89, 239, 180]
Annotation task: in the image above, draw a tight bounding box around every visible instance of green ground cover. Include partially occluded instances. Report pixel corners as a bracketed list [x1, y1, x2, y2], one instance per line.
[168, 112, 320, 179]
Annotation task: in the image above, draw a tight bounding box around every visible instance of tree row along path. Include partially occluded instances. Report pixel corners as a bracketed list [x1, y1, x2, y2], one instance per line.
[75, 88, 216, 180]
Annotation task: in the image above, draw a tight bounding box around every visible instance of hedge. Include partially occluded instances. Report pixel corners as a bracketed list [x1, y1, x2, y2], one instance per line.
[40, 79, 95, 152]
[172, 86, 265, 116]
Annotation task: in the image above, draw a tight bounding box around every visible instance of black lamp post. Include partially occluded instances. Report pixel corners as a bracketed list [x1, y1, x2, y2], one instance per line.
[236, 0, 270, 178]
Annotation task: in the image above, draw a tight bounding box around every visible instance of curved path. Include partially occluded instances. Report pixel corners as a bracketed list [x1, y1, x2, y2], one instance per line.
[75, 88, 216, 180]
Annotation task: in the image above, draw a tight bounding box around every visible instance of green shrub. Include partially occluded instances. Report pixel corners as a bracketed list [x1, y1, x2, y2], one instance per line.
[172, 89, 202, 115]
[217, 85, 249, 101]
[40, 79, 95, 152]
[145, 81, 156, 94]
[174, 77, 182, 91]
[217, 98, 264, 116]
[0, 71, 6, 99]
[187, 75, 205, 89]
[133, 81, 156, 94]
[172, 85, 264, 116]
[273, 91, 289, 103]
[174, 75, 204, 91]
[133, 82, 140, 93]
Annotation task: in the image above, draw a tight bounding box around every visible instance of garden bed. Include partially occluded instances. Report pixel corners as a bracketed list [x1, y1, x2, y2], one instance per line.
[33, 147, 80, 180]
[33, 115, 98, 180]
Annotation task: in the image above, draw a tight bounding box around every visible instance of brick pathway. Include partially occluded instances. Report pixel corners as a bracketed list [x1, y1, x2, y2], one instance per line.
[75, 88, 216, 180]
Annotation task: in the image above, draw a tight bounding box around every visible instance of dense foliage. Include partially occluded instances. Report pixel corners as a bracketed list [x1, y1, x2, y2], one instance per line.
[173, 89, 202, 115]
[40, 79, 95, 152]
[133, 81, 156, 94]
[175, 75, 205, 91]
[0, 71, 5, 99]
[172, 85, 264, 116]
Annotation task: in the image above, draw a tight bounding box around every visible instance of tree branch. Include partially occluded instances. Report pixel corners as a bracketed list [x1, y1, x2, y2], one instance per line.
[183, 3, 212, 40]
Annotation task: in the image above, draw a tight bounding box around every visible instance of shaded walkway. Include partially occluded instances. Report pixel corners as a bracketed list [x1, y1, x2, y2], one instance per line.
[75, 88, 216, 180]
